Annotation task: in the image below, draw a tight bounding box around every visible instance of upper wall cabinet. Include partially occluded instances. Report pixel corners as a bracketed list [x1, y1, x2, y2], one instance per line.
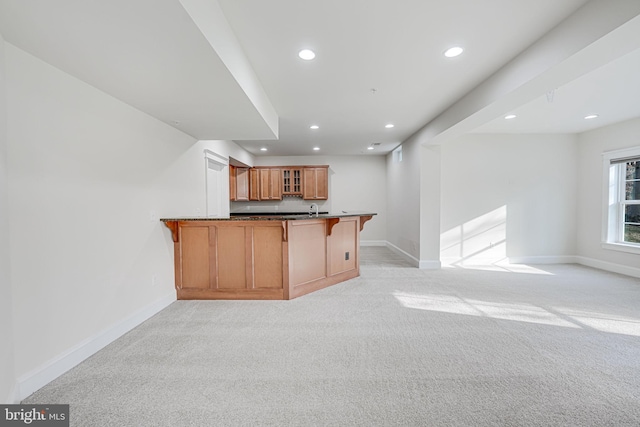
[303, 166, 328, 200]
[230, 165, 328, 201]
[259, 168, 282, 200]
[236, 167, 250, 201]
[229, 166, 250, 201]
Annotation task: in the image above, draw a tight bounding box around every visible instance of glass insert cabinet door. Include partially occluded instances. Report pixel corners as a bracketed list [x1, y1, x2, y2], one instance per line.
[282, 169, 302, 195]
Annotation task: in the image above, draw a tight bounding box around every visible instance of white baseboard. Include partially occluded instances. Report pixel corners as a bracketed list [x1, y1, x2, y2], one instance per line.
[360, 240, 386, 246]
[17, 292, 176, 401]
[374, 244, 640, 278]
[509, 255, 578, 265]
[384, 241, 440, 269]
[575, 256, 640, 279]
[419, 259, 442, 269]
[510, 255, 640, 279]
[385, 241, 420, 267]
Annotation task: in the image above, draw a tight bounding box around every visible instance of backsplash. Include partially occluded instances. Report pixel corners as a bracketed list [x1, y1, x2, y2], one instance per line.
[231, 197, 330, 213]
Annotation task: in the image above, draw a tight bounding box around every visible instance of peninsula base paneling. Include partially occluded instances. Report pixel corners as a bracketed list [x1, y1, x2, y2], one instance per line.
[163, 214, 373, 300]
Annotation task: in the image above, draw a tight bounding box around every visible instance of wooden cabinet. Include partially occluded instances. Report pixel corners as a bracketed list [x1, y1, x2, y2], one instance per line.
[249, 168, 260, 201]
[167, 220, 285, 299]
[233, 165, 328, 202]
[303, 166, 328, 200]
[229, 166, 250, 201]
[282, 168, 303, 195]
[235, 168, 249, 201]
[259, 168, 282, 200]
[229, 165, 237, 201]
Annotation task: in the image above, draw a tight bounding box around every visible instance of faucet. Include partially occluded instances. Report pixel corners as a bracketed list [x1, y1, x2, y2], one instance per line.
[309, 203, 319, 217]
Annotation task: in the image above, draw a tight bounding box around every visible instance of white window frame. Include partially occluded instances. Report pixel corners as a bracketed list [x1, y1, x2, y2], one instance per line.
[602, 146, 640, 255]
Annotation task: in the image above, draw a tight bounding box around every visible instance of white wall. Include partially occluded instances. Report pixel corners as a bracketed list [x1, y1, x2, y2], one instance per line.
[203, 139, 254, 168]
[440, 133, 578, 265]
[419, 145, 441, 268]
[252, 155, 387, 242]
[0, 34, 17, 404]
[386, 138, 421, 260]
[576, 117, 640, 271]
[4, 43, 253, 399]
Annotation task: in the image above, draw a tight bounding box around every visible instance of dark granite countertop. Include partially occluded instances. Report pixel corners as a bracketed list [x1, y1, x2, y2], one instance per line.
[230, 211, 329, 216]
[161, 212, 376, 222]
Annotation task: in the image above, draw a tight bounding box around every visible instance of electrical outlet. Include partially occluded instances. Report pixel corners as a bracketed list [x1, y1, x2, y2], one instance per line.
[149, 210, 158, 222]
[345, 251, 350, 261]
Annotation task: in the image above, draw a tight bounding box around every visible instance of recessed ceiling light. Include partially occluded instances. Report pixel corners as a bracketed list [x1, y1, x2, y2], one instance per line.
[313, 147, 320, 151]
[260, 147, 267, 151]
[504, 114, 517, 120]
[584, 114, 599, 120]
[367, 147, 375, 150]
[310, 125, 319, 130]
[385, 124, 395, 129]
[298, 49, 316, 60]
[444, 46, 464, 58]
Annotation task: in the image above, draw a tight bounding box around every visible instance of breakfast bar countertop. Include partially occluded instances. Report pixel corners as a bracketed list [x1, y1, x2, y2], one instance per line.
[160, 212, 377, 222]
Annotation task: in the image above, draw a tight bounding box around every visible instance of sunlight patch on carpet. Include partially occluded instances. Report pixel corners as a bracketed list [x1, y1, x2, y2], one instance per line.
[394, 291, 640, 336]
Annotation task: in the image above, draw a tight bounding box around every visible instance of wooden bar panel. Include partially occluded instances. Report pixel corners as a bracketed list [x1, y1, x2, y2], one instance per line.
[180, 226, 211, 289]
[217, 226, 247, 289]
[253, 226, 283, 289]
[178, 288, 284, 300]
[288, 220, 327, 286]
[327, 217, 358, 276]
[163, 214, 374, 300]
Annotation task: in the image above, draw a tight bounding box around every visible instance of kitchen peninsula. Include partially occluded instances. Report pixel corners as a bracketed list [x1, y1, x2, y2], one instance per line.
[162, 212, 375, 300]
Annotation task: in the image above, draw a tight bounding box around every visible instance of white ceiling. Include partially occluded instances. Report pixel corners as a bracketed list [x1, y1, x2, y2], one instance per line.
[216, 0, 590, 155]
[0, 0, 279, 141]
[473, 47, 640, 134]
[1, 0, 639, 156]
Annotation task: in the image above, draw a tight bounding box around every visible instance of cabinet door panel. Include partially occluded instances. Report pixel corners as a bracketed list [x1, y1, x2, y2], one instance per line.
[235, 168, 249, 201]
[229, 165, 237, 201]
[303, 168, 315, 198]
[315, 167, 328, 199]
[282, 168, 303, 195]
[270, 168, 282, 199]
[249, 168, 260, 201]
[303, 167, 328, 200]
[260, 168, 282, 200]
[259, 169, 271, 200]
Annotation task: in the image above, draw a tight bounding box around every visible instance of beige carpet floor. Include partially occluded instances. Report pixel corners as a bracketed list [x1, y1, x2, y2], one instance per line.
[23, 246, 640, 426]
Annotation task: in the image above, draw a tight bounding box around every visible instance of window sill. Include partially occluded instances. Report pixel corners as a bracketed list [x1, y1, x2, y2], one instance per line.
[602, 242, 640, 255]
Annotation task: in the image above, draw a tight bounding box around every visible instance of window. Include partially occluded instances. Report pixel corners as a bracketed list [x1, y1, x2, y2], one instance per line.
[603, 146, 640, 253]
